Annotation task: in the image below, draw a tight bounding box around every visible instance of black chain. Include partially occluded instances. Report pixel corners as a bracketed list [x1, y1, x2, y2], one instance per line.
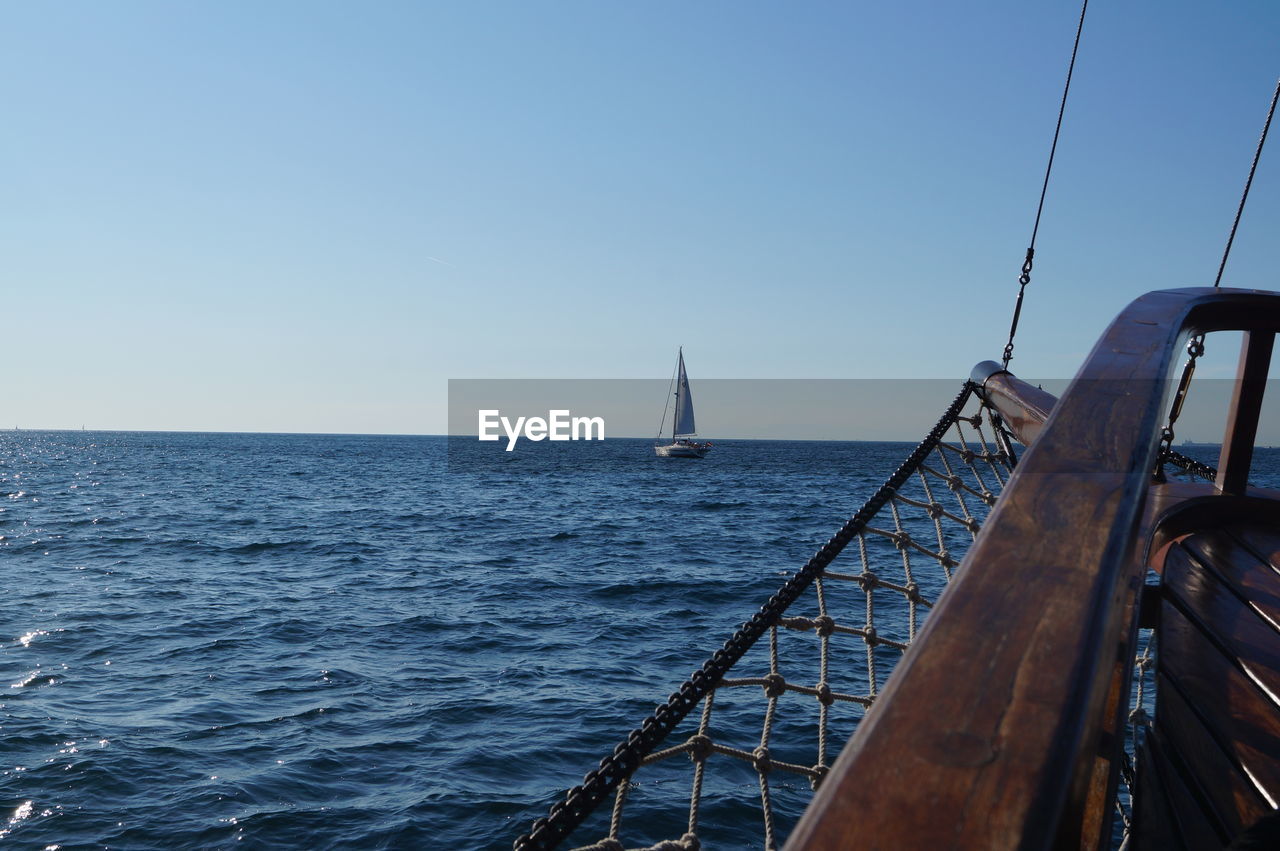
[513, 382, 977, 851]
[1159, 446, 1217, 483]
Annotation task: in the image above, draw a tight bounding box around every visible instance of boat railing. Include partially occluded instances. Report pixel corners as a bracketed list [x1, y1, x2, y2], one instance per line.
[786, 287, 1280, 849]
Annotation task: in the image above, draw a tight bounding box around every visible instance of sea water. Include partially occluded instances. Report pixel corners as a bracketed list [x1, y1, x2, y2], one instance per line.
[0, 431, 1256, 848]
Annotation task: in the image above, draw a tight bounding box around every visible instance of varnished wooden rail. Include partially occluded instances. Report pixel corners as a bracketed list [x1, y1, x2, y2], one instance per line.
[969, 360, 1058, 447]
[786, 288, 1280, 850]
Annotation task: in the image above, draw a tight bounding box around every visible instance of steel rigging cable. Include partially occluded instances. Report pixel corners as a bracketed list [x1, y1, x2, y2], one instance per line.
[1000, 0, 1089, 369]
[1214, 77, 1280, 288]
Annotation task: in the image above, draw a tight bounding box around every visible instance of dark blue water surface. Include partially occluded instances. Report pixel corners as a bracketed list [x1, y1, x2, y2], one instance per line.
[2, 432, 1272, 849]
[1, 431, 924, 849]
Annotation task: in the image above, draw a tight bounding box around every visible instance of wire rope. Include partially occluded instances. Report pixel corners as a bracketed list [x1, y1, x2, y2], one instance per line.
[1214, 77, 1280, 288]
[1001, 0, 1089, 368]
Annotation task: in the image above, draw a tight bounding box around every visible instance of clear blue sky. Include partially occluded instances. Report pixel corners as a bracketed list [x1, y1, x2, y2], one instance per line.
[5, 1, 1278, 433]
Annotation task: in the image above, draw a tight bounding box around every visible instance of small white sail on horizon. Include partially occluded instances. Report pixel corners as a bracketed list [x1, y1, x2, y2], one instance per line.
[655, 348, 712, 458]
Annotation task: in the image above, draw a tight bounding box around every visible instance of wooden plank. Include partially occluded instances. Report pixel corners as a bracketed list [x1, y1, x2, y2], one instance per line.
[1131, 729, 1189, 851]
[1155, 670, 1270, 837]
[1158, 600, 1280, 807]
[1077, 644, 1132, 851]
[1143, 491, 1280, 575]
[1216, 331, 1274, 495]
[1232, 524, 1280, 573]
[1142, 721, 1228, 850]
[1165, 539, 1280, 708]
[1181, 527, 1280, 638]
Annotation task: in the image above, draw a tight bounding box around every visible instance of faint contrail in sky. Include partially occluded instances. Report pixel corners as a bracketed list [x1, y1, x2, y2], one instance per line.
[426, 256, 455, 267]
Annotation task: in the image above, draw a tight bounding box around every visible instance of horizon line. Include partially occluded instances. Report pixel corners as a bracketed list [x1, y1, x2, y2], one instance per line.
[7, 427, 941, 443]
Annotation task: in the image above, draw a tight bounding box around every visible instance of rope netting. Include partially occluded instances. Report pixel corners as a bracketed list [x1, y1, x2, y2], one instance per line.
[515, 383, 1018, 850]
[1114, 629, 1157, 846]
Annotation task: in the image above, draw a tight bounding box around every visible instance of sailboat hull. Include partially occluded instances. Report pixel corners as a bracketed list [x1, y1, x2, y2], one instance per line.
[654, 443, 709, 458]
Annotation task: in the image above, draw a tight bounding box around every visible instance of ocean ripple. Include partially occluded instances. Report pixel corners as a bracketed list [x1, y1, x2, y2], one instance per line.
[1, 431, 1257, 848]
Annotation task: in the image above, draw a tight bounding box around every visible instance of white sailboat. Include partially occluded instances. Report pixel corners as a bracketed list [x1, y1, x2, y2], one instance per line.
[654, 348, 712, 458]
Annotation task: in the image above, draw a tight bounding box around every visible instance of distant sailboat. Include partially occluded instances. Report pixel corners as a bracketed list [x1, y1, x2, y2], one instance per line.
[654, 348, 712, 458]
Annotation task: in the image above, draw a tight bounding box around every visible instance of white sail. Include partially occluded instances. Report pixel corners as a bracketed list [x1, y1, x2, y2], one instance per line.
[673, 349, 697, 437]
